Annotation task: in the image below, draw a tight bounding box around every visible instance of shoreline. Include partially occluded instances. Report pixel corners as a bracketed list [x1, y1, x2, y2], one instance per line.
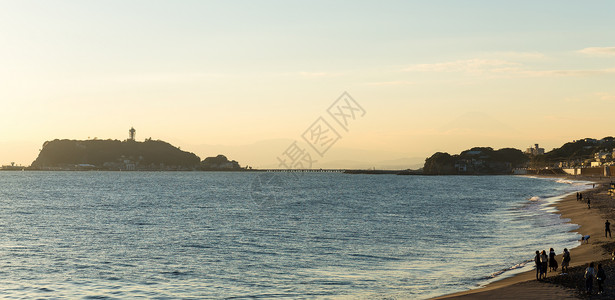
[434, 175, 611, 299]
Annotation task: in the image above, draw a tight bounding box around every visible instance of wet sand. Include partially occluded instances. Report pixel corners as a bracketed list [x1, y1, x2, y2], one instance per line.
[435, 176, 613, 299]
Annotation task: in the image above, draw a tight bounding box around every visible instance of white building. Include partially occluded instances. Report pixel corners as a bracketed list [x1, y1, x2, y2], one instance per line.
[525, 144, 545, 155]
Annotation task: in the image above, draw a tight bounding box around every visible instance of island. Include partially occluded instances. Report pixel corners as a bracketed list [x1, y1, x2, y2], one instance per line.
[29, 138, 243, 172]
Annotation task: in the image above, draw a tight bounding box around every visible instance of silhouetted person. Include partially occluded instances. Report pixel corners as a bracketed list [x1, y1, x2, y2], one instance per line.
[540, 250, 548, 279]
[549, 248, 558, 272]
[597, 263, 606, 295]
[535, 250, 541, 280]
[588, 198, 591, 209]
[585, 262, 596, 294]
[580, 193, 583, 202]
[577, 192, 580, 201]
[606, 220, 611, 238]
[562, 248, 570, 273]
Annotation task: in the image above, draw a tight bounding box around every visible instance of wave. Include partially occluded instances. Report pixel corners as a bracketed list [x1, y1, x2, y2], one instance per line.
[488, 261, 530, 279]
[348, 253, 403, 261]
[555, 179, 574, 185]
[528, 196, 541, 201]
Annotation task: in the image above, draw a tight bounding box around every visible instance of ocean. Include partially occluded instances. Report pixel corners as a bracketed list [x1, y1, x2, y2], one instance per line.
[0, 172, 590, 299]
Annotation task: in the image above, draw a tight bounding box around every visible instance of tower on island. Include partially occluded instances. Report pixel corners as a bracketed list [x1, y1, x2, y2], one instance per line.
[129, 127, 136, 141]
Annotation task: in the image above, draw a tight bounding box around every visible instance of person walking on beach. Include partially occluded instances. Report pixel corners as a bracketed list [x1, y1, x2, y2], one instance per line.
[535, 250, 541, 280]
[606, 220, 611, 238]
[588, 198, 591, 209]
[540, 250, 548, 279]
[585, 262, 597, 294]
[548, 248, 558, 272]
[561, 248, 571, 273]
[597, 263, 606, 295]
[580, 193, 583, 202]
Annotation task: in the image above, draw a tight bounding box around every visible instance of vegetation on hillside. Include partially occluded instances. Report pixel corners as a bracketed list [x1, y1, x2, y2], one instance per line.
[530, 137, 615, 168]
[423, 147, 529, 175]
[200, 154, 242, 170]
[31, 139, 201, 169]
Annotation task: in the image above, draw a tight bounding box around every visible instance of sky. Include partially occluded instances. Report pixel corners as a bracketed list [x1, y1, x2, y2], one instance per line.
[1, 1, 615, 168]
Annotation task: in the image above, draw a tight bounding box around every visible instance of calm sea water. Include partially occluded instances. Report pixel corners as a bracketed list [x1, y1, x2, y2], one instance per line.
[0, 172, 590, 299]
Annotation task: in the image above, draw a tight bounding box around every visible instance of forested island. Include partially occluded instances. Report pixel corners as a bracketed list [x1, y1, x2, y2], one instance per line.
[29, 139, 243, 171]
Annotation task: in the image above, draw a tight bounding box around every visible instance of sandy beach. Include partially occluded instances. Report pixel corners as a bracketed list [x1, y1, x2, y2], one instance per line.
[435, 176, 614, 299]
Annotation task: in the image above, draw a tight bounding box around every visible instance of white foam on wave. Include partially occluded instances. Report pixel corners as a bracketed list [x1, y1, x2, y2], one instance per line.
[528, 196, 541, 201]
[489, 261, 529, 278]
[555, 179, 573, 184]
[554, 179, 590, 186]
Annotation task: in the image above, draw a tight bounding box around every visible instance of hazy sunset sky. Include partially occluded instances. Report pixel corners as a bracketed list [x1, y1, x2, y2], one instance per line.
[2, 1, 615, 168]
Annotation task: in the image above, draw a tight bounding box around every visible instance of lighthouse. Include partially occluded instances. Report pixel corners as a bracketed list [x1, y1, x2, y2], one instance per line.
[129, 127, 136, 141]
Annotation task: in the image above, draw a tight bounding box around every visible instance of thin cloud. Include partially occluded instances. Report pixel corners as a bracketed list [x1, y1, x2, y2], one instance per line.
[403, 59, 520, 74]
[519, 68, 615, 77]
[115, 72, 225, 84]
[595, 92, 615, 101]
[564, 92, 615, 104]
[483, 51, 546, 60]
[298, 71, 335, 77]
[403, 58, 615, 78]
[365, 80, 416, 86]
[543, 115, 576, 122]
[578, 47, 615, 56]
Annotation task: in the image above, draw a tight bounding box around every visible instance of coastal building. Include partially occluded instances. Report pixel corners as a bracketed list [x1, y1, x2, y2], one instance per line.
[124, 159, 136, 171]
[525, 144, 545, 156]
[585, 138, 599, 144]
[595, 151, 611, 161]
[1, 162, 25, 171]
[454, 161, 467, 172]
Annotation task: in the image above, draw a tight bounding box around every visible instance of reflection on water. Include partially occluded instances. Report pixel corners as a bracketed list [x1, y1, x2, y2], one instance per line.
[0, 172, 589, 299]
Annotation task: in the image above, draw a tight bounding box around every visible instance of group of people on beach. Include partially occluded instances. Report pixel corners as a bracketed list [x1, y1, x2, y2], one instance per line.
[534, 248, 608, 295]
[577, 192, 591, 209]
[584, 262, 607, 295]
[530, 185, 613, 295]
[534, 248, 570, 280]
[532, 219, 613, 295]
